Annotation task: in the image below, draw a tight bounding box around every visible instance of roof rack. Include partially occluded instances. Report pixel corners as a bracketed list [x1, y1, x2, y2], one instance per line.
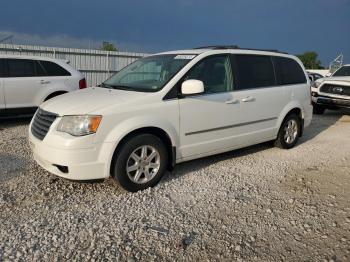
[194, 45, 240, 50]
[194, 45, 288, 54]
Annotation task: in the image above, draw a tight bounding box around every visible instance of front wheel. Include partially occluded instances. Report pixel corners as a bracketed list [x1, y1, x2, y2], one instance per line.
[275, 114, 301, 149]
[112, 134, 168, 192]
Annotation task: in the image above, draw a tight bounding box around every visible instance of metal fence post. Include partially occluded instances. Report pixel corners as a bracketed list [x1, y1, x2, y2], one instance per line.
[106, 51, 110, 74]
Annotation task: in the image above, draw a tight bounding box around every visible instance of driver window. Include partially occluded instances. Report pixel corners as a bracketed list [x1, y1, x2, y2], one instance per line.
[185, 55, 233, 94]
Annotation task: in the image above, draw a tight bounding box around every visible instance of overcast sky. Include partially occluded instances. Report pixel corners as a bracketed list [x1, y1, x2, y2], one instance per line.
[1, 0, 349, 66]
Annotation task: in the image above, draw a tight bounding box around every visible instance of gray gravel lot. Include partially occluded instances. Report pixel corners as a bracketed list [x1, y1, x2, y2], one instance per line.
[1, 111, 350, 261]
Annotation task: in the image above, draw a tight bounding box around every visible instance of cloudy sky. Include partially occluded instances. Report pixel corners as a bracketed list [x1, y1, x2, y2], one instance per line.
[1, 0, 349, 65]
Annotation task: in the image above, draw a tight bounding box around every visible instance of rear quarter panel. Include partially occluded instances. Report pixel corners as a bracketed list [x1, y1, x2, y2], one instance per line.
[34, 61, 84, 106]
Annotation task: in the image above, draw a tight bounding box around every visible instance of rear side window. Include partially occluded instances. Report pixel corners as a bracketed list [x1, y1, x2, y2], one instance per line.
[40, 61, 71, 76]
[8, 59, 36, 77]
[0, 59, 7, 77]
[232, 55, 275, 90]
[35, 61, 47, 76]
[273, 57, 306, 85]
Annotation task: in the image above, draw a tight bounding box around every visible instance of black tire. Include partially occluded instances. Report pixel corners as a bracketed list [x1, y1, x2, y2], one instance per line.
[112, 134, 168, 192]
[275, 114, 301, 149]
[313, 104, 325, 115]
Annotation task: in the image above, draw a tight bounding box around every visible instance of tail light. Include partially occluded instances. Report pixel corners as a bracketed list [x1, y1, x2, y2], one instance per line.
[79, 78, 87, 89]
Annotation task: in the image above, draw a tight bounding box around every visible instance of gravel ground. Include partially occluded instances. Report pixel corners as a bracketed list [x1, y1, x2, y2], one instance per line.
[0, 111, 350, 261]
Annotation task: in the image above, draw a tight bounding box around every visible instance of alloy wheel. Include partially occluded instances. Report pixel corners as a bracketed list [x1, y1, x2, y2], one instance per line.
[126, 145, 161, 184]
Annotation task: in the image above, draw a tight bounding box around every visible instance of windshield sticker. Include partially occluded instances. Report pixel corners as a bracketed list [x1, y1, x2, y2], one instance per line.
[174, 55, 196, 60]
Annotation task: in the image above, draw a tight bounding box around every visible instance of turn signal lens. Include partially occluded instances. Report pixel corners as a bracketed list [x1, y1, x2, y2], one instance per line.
[89, 116, 102, 133]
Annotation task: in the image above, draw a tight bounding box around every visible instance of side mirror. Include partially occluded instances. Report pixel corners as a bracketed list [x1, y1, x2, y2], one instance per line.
[181, 80, 204, 95]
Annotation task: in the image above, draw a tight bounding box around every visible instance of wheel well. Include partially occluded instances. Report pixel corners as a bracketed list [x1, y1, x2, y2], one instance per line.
[110, 127, 175, 176]
[284, 107, 304, 137]
[44, 91, 67, 101]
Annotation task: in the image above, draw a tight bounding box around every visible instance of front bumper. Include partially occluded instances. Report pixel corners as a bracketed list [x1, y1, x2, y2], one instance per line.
[28, 130, 115, 180]
[312, 95, 350, 109]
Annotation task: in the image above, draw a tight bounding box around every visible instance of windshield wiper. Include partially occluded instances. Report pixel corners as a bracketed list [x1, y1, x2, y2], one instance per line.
[99, 82, 132, 90]
[99, 82, 115, 89]
[110, 85, 132, 90]
[99, 83, 154, 92]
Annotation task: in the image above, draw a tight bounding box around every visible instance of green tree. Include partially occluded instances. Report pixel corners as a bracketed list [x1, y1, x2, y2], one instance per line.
[296, 51, 322, 69]
[100, 41, 117, 51]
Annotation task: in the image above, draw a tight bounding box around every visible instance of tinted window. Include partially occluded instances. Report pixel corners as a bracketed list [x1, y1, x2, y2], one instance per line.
[35, 61, 47, 76]
[333, 66, 350, 77]
[0, 59, 7, 77]
[40, 61, 71, 76]
[185, 55, 233, 93]
[8, 59, 36, 77]
[233, 55, 275, 90]
[273, 57, 306, 85]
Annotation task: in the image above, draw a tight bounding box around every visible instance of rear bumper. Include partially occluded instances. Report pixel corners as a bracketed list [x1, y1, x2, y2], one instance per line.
[312, 95, 350, 109]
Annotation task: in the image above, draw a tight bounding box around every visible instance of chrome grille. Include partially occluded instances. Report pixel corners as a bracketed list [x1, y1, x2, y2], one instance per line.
[31, 109, 57, 140]
[320, 84, 350, 96]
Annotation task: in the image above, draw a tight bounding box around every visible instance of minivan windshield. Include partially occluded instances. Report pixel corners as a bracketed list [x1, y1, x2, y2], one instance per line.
[333, 66, 350, 77]
[102, 54, 195, 92]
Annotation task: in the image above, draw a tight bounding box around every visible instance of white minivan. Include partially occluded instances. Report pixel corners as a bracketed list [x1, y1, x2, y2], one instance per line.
[29, 46, 312, 192]
[0, 55, 86, 117]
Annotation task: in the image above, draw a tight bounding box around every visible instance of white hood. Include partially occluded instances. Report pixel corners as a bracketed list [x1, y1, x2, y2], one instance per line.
[41, 87, 150, 115]
[317, 76, 350, 86]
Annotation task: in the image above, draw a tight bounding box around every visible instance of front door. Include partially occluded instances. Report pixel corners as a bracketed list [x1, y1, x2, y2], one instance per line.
[178, 55, 247, 159]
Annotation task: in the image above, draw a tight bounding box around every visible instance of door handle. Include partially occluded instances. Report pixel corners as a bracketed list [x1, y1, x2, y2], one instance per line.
[39, 80, 50, 84]
[241, 96, 255, 102]
[225, 99, 239, 104]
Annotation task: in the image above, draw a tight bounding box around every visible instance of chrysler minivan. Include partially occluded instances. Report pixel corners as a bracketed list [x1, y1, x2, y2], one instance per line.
[29, 46, 312, 192]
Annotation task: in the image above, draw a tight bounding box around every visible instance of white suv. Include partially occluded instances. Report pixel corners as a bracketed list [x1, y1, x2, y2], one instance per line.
[29, 46, 312, 192]
[0, 55, 86, 117]
[311, 65, 350, 114]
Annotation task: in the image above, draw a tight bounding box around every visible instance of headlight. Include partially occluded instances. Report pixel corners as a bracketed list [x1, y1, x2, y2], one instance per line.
[57, 115, 102, 136]
[312, 81, 322, 88]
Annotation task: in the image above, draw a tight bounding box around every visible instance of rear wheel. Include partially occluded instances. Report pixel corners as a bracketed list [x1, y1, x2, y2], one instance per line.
[112, 134, 168, 192]
[275, 114, 301, 149]
[313, 104, 325, 115]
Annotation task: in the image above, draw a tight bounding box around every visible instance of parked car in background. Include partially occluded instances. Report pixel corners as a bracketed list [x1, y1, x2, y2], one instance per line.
[0, 55, 86, 117]
[311, 64, 350, 114]
[307, 72, 324, 84]
[29, 46, 312, 192]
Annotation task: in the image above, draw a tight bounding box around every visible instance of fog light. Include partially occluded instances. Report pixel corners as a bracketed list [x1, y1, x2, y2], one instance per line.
[53, 164, 69, 174]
